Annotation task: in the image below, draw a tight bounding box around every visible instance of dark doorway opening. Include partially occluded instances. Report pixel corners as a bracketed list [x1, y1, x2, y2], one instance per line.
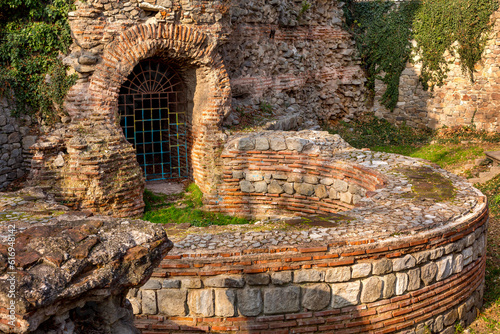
[118, 59, 189, 181]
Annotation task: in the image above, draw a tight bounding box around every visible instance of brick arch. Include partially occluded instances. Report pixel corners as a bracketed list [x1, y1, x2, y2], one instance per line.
[87, 23, 231, 192]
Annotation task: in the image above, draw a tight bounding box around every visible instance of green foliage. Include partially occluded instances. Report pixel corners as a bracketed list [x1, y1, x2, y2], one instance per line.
[413, 0, 498, 89]
[343, 0, 420, 111]
[298, 1, 312, 18]
[327, 112, 432, 149]
[0, 0, 76, 120]
[259, 101, 273, 115]
[143, 184, 251, 227]
[478, 175, 500, 216]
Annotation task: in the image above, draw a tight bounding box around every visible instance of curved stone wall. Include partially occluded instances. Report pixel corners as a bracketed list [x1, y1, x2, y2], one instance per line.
[133, 204, 487, 334]
[132, 131, 487, 334]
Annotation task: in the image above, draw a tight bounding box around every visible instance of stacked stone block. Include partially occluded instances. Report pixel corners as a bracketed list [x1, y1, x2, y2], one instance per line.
[206, 130, 384, 219]
[0, 98, 37, 190]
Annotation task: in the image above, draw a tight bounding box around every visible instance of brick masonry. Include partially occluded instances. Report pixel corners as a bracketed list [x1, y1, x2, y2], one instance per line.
[131, 199, 488, 334]
[25, 0, 366, 216]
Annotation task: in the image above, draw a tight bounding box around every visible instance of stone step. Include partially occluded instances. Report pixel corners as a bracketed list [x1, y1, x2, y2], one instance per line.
[485, 151, 500, 165]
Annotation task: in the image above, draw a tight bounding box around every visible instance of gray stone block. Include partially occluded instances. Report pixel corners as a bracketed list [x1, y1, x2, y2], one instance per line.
[373, 258, 392, 275]
[255, 137, 270, 150]
[436, 255, 453, 281]
[270, 136, 287, 151]
[325, 267, 351, 283]
[407, 268, 421, 291]
[352, 263, 371, 278]
[314, 184, 328, 199]
[141, 290, 157, 315]
[382, 274, 396, 299]
[395, 273, 408, 295]
[271, 271, 292, 285]
[421, 262, 437, 286]
[237, 137, 255, 150]
[302, 283, 331, 311]
[157, 289, 187, 316]
[162, 279, 181, 289]
[237, 288, 262, 316]
[320, 177, 334, 186]
[333, 179, 348, 192]
[204, 275, 245, 288]
[240, 180, 255, 193]
[293, 269, 324, 283]
[141, 279, 162, 290]
[392, 254, 416, 271]
[303, 175, 318, 184]
[246, 273, 270, 286]
[188, 289, 214, 316]
[283, 182, 294, 195]
[360, 277, 382, 303]
[331, 281, 360, 308]
[180, 278, 202, 289]
[246, 173, 264, 182]
[215, 289, 236, 317]
[285, 137, 308, 152]
[294, 183, 315, 196]
[254, 181, 268, 193]
[268, 180, 283, 194]
[264, 286, 300, 314]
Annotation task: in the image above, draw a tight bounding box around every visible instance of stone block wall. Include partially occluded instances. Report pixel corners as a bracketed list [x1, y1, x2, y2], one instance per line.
[206, 130, 385, 219]
[132, 202, 488, 334]
[374, 10, 500, 131]
[0, 98, 37, 190]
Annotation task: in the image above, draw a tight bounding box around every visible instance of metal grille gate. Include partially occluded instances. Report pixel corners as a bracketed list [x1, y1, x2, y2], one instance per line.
[118, 60, 189, 181]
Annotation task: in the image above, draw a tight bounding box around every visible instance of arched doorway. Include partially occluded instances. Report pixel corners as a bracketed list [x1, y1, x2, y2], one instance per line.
[118, 59, 189, 181]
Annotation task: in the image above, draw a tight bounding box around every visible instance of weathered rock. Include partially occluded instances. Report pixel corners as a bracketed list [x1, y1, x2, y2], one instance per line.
[237, 288, 262, 316]
[215, 289, 236, 317]
[333, 179, 348, 192]
[271, 271, 292, 285]
[407, 268, 421, 291]
[263, 286, 300, 314]
[360, 277, 382, 303]
[180, 278, 202, 289]
[142, 290, 157, 314]
[294, 183, 315, 196]
[268, 180, 284, 194]
[188, 289, 214, 316]
[382, 274, 396, 298]
[393, 254, 416, 271]
[325, 267, 351, 283]
[314, 184, 328, 198]
[331, 281, 360, 308]
[436, 255, 453, 281]
[240, 180, 255, 193]
[294, 269, 324, 283]
[246, 273, 270, 286]
[157, 289, 187, 316]
[254, 181, 268, 193]
[255, 137, 270, 150]
[204, 275, 245, 288]
[301, 283, 331, 311]
[0, 217, 173, 334]
[352, 263, 371, 278]
[395, 273, 408, 295]
[421, 262, 438, 286]
[373, 258, 392, 275]
[270, 136, 287, 151]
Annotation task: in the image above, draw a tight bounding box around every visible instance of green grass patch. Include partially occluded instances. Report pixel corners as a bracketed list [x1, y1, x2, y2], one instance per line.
[477, 175, 500, 216]
[142, 183, 251, 227]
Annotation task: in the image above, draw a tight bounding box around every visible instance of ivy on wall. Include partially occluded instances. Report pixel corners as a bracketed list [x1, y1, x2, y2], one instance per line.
[413, 0, 499, 90]
[343, 0, 419, 111]
[0, 0, 77, 121]
[344, 0, 499, 110]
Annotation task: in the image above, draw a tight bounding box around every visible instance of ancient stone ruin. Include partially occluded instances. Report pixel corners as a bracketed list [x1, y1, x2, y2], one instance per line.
[0, 0, 493, 333]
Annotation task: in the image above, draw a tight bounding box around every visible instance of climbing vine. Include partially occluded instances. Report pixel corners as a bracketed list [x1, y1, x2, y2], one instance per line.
[413, 0, 498, 90]
[343, 0, 419, 111]
[344, 0, 498, 109]
[0, 0, 77, 121]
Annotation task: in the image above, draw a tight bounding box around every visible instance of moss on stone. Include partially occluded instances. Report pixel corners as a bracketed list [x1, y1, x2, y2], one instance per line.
[396, 167, 456, 202]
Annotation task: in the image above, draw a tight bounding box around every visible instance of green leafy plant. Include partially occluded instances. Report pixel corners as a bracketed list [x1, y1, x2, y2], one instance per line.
[259, 101, 273, 115]
[298, 1, 312, 18]
[0, 0, 76, 121]
[343, 0, 419, 111]
[413, 0, 498, 89]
